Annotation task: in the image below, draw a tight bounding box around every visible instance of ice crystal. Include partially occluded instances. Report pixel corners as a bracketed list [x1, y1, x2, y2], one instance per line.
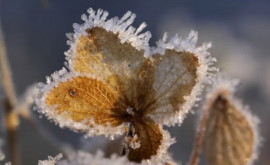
[202, 76, 260, 165]
[57, 151, 136, 165]
[33, 8, 215, 163]
[57, 150, 177, 165]
[38, 154, 63, 165]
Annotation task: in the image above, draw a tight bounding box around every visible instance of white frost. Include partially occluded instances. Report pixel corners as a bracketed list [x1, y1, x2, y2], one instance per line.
[57, 150, 136, 165]
[38, 154, 63, 165]
[65, 8, 151, 70]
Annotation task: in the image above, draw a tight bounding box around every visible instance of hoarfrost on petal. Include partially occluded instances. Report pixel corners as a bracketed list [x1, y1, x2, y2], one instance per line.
[65, 7, 151, 66]
[147, 31, 217, 126]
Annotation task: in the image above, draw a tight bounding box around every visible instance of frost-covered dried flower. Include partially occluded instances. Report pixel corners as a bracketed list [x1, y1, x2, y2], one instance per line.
[34, 8, 215, 162]
[202, 77, 260, 165]
[38, 154, 63, 165]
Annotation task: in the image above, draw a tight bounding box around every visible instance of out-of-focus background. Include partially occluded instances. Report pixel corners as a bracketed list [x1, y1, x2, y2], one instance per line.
[0, 0, 270, 164]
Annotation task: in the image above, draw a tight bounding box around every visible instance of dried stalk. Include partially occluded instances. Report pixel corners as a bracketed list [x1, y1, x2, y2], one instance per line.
[0, 22, 20, 165]
[189, 94, 216, 165]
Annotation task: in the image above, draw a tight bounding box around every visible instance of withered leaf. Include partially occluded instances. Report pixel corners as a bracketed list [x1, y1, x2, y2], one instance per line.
[203, 91, 256, 165]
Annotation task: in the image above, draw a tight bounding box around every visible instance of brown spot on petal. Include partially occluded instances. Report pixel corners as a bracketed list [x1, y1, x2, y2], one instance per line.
[203, 93, 255, 165]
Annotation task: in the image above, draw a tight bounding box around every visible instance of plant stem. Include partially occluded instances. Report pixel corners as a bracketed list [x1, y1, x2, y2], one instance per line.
[0, 21, 20, 165]
[189, 95, 215, 165]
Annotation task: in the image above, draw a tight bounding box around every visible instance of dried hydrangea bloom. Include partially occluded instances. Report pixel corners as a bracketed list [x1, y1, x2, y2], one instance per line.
[34, 8, 215, 162]
[202, 77, 260, 165]
[38, 154, 63, 165]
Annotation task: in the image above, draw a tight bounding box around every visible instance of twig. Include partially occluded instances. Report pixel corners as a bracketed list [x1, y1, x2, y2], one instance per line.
[188, 94, 216, 165]
[0, 21, 20, 165]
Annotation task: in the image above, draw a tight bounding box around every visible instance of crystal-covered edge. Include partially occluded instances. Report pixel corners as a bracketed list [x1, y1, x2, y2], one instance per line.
[65, 8, 152, 71]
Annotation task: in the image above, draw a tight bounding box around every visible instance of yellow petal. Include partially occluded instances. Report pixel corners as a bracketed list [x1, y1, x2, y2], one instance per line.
[45, 76, 124, 127]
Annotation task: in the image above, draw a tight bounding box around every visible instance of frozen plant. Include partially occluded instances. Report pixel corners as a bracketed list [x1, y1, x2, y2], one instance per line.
[33, 8, 215, 163]
[0, 7, 260, 165]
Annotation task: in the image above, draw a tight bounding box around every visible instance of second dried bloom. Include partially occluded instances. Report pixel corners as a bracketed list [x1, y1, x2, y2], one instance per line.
[202, 78, 260, 165]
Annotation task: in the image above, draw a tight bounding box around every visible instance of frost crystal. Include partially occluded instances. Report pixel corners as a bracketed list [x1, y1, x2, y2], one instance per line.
[57, 151, 136, 165]
[124, 134, 141, 149]
[38, 154, 63, 165]
[66, 8, 151, 64]
[58, 150, 177, 165]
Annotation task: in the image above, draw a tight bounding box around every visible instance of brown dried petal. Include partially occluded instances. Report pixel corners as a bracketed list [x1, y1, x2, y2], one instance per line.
[73, 27, 146, 100]
[128, 118, 163, 163]
[143, 50, 199, 122]
[203, 93, 255, 165]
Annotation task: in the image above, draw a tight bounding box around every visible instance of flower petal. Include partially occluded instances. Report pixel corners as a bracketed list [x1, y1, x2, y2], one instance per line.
[66, 9, 151, 100]
[35, 72, 126, 137]
[143, 32, 216, 126]
[128, 118, 174, 163]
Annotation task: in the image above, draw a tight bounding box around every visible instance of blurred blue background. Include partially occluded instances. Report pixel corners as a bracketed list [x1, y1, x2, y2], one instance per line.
[1, 0, 270, 164]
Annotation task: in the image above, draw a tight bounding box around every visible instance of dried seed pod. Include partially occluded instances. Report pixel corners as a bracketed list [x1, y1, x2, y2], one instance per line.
[202, 79, 259, 165]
